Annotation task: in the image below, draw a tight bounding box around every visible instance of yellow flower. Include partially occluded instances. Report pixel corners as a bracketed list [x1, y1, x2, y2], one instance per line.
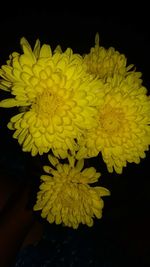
[76, 74, 150, 174]
[0, 37, 102, 157]
[83, 33, 141, 81]
[33, 155, 110, 229]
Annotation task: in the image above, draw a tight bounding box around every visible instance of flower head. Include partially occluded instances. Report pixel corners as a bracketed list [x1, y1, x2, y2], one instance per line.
[0, 37, 102, 157]
[34, 155, 110, 229]
[77, 74, 150, 174]
[83, 33, 141, 81]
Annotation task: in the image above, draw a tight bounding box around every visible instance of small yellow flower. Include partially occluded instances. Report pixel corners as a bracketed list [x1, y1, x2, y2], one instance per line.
[77, 74, 150, 174]
[0, 37, 102, 157]
[83, 33, 141, 81]
[34, 155, 110, 229]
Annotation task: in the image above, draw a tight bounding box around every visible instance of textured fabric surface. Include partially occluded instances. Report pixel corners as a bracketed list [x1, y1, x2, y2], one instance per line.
[13, 223, 129, 267]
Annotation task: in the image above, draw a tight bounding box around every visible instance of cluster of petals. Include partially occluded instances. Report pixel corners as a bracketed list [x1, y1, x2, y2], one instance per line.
[0, 34, 150, 175]
[1, 34, 150, 229]
[0, 37, 102, 157]
[76, 74, 150, 173]
[83, 33, 141, 81]
[34, 155, 110, 228]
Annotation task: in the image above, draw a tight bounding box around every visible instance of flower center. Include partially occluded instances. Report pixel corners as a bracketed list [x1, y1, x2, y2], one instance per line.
[60, 182, 79, 208]
[32, 90, 63, 117]
[99, 104, 124, 134]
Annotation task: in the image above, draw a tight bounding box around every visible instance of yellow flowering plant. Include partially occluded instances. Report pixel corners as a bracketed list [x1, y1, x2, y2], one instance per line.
[0, 33, 150, 228]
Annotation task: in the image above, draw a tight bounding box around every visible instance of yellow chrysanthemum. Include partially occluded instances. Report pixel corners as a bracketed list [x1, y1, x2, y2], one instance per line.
[0, 37, 102, 157]
[33, 155, 110, 229]
[76, 74, 150, 174]
[83, 33, 141, 81]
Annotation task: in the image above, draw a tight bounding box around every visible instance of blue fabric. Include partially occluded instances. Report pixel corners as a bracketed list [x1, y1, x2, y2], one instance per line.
[14, 223, 128, 267]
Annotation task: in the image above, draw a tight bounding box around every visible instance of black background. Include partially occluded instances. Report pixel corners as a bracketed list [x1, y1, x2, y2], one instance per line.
[0, 3, 150, 266]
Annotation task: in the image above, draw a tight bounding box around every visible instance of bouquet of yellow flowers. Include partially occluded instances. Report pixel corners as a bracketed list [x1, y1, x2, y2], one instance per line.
[0, 33, 150, 229]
